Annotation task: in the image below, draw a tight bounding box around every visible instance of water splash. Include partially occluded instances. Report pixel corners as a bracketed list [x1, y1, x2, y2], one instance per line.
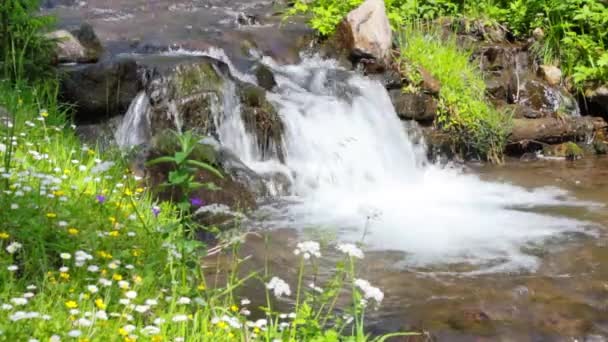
[115, 91, 151, 148]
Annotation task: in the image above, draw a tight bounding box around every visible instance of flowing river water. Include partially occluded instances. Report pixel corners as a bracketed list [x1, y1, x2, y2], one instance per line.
[46, 0, 608, 339]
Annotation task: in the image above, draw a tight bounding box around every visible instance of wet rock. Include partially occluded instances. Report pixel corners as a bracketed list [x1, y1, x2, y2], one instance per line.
[237, 83, 285, 162]
[333, 0, 392, 67]
[390, 90, 437, 122]
[46, 30, 90, 64]
[253, 63, 277, 91]
[509, 117, 598, 145]
[59, 58, 142, 122]
[237, 12, 260, 26]
[446, 309, 495, 335]
[75, 116, 123, 150]
[70, 23, 104, 62]
[543, 142, 584, 160]
[369, 67, 402, 90]
[538, 65, 562, 87]
[216, 148, 268, 196]
[518, 80, 579, 117]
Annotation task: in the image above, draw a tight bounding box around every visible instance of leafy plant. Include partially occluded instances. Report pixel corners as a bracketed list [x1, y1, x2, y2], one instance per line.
[146, 130, 223, 211]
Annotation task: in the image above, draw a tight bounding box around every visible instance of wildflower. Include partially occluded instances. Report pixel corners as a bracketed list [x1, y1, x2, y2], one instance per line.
[118, 280, 130, 289]
[153, 318, 165, 325]
[65, 301, 78, 309]
[87, 265, 99, 272]
[142, 325, 161, 335]
[60, 272, 70, 280]
[95, 299, 106, 310]
[0, 232, 9, 239]
[40, 109, 49, 117]
[354, 279, 384, 304]
[125, 291, 137, 299]
[67, 330, 82, 338]
[177, 297, 191, 305]
[190, 197, 204, 207]
[112, 274, 122, 281]
[60, 266, 69, 272]
[266, 277, 291, 298]
[68, 228, 79, 235]
[10, 203, 18, 210]
[1, 304, 13, 310]
[152, 206, 161, 217]
[172, 314, 188, 322]
[294, 241, 321, 259]
[46, 213, 57, 218]
[23, 292, 34, 298]
[11, 297, 28, 306]
[109, 231, 120, 237]
[241, 298, 251, 306]
[337, 243, 364, 259]
[87, 285, 98, 293]
[230, 305, 239, 312]
[96, 195, 106, 204]
[75, 318, 92, 327]
[50, 335, 61, 342]
[6, 242, 22, 254]
[95, 310, 108, 320]
[60, 253, 71, 260]
[134, 305, 149, 313]
[197, 284, 206, 291]
[7, 265, 18, 272]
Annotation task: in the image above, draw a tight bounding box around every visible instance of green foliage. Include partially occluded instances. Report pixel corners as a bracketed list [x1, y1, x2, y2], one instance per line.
[0, 0, 55, 81]
[288, 0, 608, 86]
[147, 130, 222, 210]
[399, 27, 510, 162]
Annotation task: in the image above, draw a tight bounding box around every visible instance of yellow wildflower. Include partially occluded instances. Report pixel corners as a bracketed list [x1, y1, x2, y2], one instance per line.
[124, 337, 136, 342]
[131, 249, 142, 257]
[230, 305, 238, 312]
[65, 300, 78, 309]
[112, 274, 123, 281]
[46, 213, 57, 218]
[118, 328, 128, 336]
[95, 298, 106, 310]
[109, 231, 120, 237]
[109, 216, 116, 224]
[63, 169, 71, 175]
[197, 284, 206, 291]
[216, 321, 228, 329]
[151, 336, 163, 342]
[124, 189, 133, 196]
[68, 228, 79, 235]
[87, 149, 95, 156]
[82, 293, 90, 300]
[79, 339, 90, 342]
[228, 332, 235, 339]
[53, 190, 64, 196]
[40, 109, 49, 117]
[132, 275, 142, 284]
[0, 232, 9, 239]
[135, 187, 144, 193]
[60, 272, 70, 280]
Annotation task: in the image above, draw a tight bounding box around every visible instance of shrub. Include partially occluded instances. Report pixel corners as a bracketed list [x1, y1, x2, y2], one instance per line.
[0, 0, 55, 81]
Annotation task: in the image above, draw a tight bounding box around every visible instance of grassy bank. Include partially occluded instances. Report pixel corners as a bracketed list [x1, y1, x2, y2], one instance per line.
[398, 27, 510, 162]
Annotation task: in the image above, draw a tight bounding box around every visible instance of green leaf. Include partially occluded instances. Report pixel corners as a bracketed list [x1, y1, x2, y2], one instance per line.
[186, 159, 224, 179]
[145, 156, 176, 167]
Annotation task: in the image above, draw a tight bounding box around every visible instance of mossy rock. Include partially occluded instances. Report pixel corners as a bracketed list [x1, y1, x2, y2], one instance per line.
[543, 142, 584, 160]
[238, 83, 285, 162]
[174, 62, 224, 96]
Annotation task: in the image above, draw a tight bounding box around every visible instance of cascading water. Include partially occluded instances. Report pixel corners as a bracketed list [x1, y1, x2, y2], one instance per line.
[118, 51, 598, 273]
[115, 91, 151, 147]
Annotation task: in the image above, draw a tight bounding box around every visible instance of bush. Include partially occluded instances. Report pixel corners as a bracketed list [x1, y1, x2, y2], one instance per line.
[0, 0, 55, 81]
[398, 26, 511, 162]
[288, 0, 608, 87]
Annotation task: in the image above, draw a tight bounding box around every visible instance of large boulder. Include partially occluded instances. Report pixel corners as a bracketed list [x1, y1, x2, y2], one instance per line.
[47, 24, 103, 64]
[59, 58, 142, 122]
[509, 116, 604, 144]
[333, 0, 392, 67]
[583, 85, 608, 118]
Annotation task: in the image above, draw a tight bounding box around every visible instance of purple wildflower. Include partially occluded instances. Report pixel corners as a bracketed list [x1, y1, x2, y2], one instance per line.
[96, 195, 106, 204]
[190, 197, 205, 207]
[152, 206, 161, 217]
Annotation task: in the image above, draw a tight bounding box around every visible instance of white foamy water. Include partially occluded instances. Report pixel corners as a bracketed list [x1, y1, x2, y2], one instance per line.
[249, 57, 596, 272]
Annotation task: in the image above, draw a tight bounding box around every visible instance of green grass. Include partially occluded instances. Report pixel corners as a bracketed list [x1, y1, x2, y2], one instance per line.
[398, 26, 511, 162]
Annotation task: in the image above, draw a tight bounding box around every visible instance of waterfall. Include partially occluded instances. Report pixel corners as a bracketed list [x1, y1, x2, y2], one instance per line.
[115, 91, 151, 148]
[118, 52, 597, 272]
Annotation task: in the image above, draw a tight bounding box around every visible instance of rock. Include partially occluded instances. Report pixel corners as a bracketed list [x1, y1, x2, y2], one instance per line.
[144, 57, 284, 162]
[509, 117, 598, 144]
[369, 67, 402, 90]
[543, 142, 584, 160]
[518, 80, 579, 117]
[538, 65, 562, 87]
[334, 0, 392, 66]
[253, 63, 277, 91]
[237, 83, 285, 162]
[533, 27, 545, 41]
[237, 12, 259, 26]
[389, 90, 437, 122]
[59, 58, 142, 122]
[71, 23, 104, 62]
[46, 30, 89, 64]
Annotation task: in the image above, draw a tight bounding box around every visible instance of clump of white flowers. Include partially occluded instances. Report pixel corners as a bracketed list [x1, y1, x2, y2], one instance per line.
[266, 277, 291, 298]
[294, 241, 321, 259]
[354, 279, 384, 304]
[337, 243, 364, 259]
